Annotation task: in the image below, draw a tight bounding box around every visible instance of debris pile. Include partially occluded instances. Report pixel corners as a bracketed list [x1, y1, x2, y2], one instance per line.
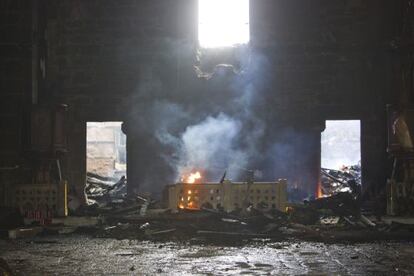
[3, 190, 414, 243]
[97, 205, 290, 242]
[3, 166, 414, 244]
[320, 163, 361, 196]
[85, 172, 127, 203]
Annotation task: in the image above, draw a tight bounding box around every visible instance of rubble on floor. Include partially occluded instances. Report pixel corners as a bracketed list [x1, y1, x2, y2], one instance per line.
[70, 188, 414, 243]
[0, 258, 13, 276]
[1, 168, 413, 244]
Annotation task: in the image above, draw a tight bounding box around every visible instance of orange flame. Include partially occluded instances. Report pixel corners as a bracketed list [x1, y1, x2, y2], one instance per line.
[177, 171, 203, 210]
[182, 171, 202, 184]
[316, 181, 323, 198]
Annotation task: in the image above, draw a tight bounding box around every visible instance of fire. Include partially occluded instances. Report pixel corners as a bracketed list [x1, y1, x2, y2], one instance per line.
[179, 190, 199, 210]
[316, 181, 323, 198]
[178, 171, 203, 210]
[182, 171, 202, 184]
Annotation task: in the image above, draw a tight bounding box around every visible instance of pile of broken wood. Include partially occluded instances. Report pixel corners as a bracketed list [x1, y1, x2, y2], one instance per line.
[3, 190, 414, 243]
[84, 172, 127, 206]
[88, 186, 413, 243]
[4, 167, 414, 243]
[320, 164, 361, 196]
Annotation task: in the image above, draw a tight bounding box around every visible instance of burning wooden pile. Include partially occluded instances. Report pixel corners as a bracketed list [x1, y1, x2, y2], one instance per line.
[166, 171, 287, 212]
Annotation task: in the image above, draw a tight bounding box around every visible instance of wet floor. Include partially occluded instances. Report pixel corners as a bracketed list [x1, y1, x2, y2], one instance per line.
[1, 235, 413, 275]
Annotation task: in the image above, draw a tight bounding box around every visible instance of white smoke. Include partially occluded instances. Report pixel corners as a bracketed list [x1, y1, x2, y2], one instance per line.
[177, 113, 247, 180]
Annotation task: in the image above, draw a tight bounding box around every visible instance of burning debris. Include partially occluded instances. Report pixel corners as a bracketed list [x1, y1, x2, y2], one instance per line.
[5, 163, 412, 244]
[4, 175, 414, 244]
[285, 162, 381, 233]
[77, 164, 404, 243]
[167, 177, 287, 212]
[169, 169, 288, 212]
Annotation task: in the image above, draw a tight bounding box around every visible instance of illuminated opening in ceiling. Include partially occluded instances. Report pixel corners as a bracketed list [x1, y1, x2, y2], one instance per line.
[198, 0, 250, 48]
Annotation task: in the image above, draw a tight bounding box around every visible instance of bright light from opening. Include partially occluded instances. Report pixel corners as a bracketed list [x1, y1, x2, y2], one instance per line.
[87, 122, 126, 178]
[198, 0, 250, 48]
[321, 120, 361, 170]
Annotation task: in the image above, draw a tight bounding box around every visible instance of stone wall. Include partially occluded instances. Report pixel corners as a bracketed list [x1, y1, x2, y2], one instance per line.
[0, 1, 32, 204]
[0, 0, 32, 166]
[1, 0, 412, 201]
[43, 0, 401, 198]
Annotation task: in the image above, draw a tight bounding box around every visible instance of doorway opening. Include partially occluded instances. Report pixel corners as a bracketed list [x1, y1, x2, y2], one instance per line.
[321, 120, 361, 170]
[320, 120, 361, 197]
[86, 122, 126, 179]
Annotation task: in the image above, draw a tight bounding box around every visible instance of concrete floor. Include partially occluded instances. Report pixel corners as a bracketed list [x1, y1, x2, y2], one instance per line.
[1, 235, 413, 275]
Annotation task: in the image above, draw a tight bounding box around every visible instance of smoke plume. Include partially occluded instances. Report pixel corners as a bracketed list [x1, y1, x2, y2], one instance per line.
[177, 113, 247, 181]
[125, 40, 318, 197]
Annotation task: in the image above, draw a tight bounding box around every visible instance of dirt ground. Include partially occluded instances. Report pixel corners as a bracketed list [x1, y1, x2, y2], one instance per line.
[1, 235, 414, 275]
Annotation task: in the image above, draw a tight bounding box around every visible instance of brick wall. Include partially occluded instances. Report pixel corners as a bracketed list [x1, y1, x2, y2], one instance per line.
[0, 0, 32, 166]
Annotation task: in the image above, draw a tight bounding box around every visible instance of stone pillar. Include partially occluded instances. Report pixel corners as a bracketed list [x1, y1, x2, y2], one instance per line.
[125, 120, 174, 198]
